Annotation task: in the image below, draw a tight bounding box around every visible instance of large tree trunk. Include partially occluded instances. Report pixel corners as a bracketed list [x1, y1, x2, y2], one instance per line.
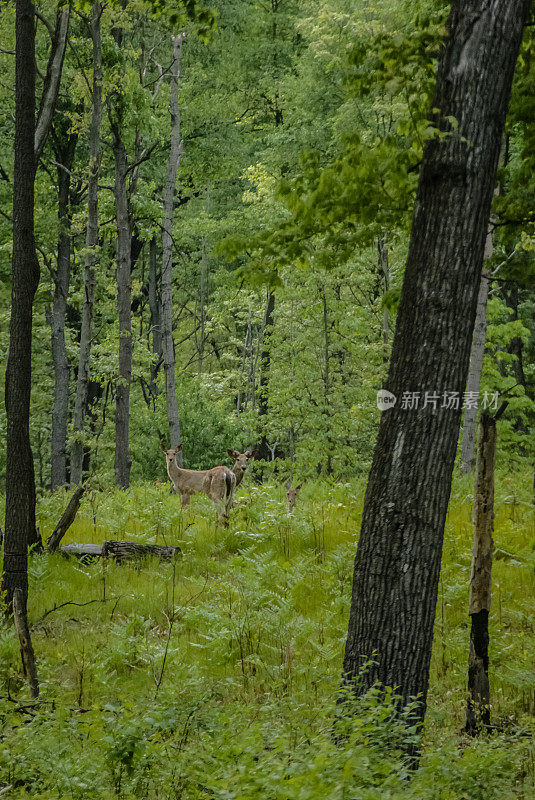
[161, 34, 184, 460]
[2, 0, 40, 611]
[112, 127, 132, 488]
[71, 2, 102, 485]
[342, 0, 529, 736]
[465, 411, 497, 734]
[50, 128, 77, 490]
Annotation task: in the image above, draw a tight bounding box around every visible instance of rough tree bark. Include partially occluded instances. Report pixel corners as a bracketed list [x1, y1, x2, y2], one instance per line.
[71, 1, 102, 485]
[161, 34, 184, 460]
[342, 0, 529, 735]
[50, 127, 77, 490]
[2, 0, 40, 611]
[464, 408, 504, 734]
[112, 122, 132, 489]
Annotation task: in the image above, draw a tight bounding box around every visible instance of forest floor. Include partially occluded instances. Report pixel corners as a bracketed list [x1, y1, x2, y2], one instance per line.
[0, 469, 533, 799]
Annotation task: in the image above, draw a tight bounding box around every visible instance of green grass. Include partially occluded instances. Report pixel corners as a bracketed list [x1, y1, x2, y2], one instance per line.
[0, 470, 533, 798]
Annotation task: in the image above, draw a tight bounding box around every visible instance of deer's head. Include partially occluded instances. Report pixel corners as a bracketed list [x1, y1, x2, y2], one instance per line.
[285, 480, 302, 513]
[228, 448, 256, 474]
[161, 443, 182, 471]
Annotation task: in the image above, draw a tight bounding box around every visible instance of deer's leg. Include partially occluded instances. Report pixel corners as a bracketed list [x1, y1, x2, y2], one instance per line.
[225, 474, 235, 518]
[217, 504, 227, 526]
[209, 475, 228, 527]
[181, 493, 191, 508]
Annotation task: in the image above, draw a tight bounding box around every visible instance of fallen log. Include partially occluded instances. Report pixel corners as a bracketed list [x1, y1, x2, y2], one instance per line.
[60, 543, 103, 559]
[60, 541, 181, 562]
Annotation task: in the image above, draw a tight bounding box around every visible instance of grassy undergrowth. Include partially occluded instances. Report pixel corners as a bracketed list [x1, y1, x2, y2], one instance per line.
[0, 470, 533, 798]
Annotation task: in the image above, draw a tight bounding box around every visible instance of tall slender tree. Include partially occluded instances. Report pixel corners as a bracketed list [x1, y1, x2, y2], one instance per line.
[257, 287, 275, 463]
[148, 236, 162, 399]
[50, 123, 77, 490]
[71, 2, 102, 485]
[111, 116, 132, 488]
[161, 33, 184, 460]
[342, 0, 530, 738]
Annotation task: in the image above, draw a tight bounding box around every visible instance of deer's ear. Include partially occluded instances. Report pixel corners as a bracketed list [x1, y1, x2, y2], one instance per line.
[248, 448, 258, 458]
[295, 484, 302, 492]
[285, 479, 292, 490]
[228, 449, 238, 459]
[161, 443, 167, 452]
[177, 443, 183, 451]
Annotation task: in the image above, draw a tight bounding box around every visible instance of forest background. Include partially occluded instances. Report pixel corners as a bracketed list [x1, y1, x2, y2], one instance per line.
[0, 0, 532, 488]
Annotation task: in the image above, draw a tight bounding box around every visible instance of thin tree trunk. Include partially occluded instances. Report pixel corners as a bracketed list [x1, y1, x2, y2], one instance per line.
[34, 7, 70, 162]
[148, 236, 162, 398]
[237, 302, 252, 416]
[47, 483, 86, 552]
[504, 284, 528, 390]
[465, 411, 497, 734]
[71, 1, 102, 485]
[459, 156, 502, 474]
[459, 269, 489, 473]
[13, 588, 39, 697]
[161, 34, 184, 459]
[50, 129, 77, 490]
[112, 127, 132, 488]
[342, 0, 529, 740]
[2, 0, 40, 611]
[377, 238, 390, 361]
[197, 183, 210, 374]
[257, 288, 275, 463]
[320, 284, 333, 475]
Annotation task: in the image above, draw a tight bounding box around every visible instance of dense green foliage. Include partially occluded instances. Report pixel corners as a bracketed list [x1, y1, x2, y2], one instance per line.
[0, 472, 534, 798]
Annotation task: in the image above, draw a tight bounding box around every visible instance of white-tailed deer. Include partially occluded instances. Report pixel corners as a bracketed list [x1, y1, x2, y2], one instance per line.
[227, 448, 257, 489]
[161, 444, 236, 525]
[285, 480, 302, 513]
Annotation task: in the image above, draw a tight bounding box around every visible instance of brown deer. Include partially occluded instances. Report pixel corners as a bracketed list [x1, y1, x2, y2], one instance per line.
[227, 448, 257, 489]
[285, 480, 302, 513]
[161, 444, 236, 525]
